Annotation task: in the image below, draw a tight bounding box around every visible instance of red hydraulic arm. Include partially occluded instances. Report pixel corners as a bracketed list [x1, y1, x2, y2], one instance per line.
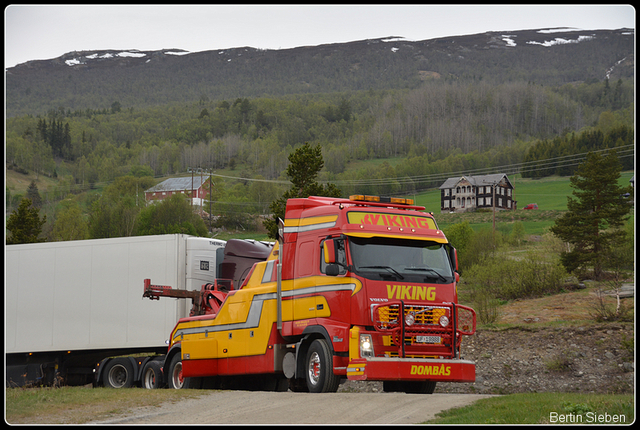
[143, 278, 233, 316]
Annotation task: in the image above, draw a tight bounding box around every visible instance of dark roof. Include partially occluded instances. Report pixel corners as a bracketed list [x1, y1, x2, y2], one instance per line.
[439, 174, 513, 189]
[145, 176, 209, 193]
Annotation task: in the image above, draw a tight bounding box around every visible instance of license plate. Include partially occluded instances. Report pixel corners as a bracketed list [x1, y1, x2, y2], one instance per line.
[416, 335, 441, 344]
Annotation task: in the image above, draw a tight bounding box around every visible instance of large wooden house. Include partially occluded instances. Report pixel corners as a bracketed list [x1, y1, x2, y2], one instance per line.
[439, 173, 515, 213]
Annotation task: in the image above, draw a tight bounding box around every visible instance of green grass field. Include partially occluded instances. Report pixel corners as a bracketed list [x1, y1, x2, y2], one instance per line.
[426, 392, 634, 424]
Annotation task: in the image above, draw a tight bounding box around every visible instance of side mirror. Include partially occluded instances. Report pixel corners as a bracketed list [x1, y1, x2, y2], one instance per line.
[323, 239, 337, 264]
[453, 248, 459, 273]
[326, 263, 340, 277]
[445, 244, 459, 273]
[277, 218, 285, 244]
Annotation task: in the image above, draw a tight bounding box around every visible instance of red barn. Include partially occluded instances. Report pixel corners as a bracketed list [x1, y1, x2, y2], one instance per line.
[144, 176, 209, 204]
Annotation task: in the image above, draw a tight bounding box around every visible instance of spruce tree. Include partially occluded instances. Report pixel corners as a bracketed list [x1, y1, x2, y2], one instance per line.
[263, 143, 341, 238]
[26, 180, 42, 208]
[550, 150, 632, 280]
[6, 198, 47, 244]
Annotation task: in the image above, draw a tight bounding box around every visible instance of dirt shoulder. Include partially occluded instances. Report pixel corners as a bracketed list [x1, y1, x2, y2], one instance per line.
[339, 323, 634, 395]
[437, 323, 634, 394]
[341, 286, 635, 395]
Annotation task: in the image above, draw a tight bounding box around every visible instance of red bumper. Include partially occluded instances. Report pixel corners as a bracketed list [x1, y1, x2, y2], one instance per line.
[346, 357, 475, 383]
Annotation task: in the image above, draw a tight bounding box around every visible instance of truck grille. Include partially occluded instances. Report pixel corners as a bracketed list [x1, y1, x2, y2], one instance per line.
[375, 304, 447, 329]
[372, 301, 476, 357]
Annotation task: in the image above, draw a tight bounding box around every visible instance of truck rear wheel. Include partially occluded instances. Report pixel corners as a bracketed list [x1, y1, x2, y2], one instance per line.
[103, 358, 135, 389]
[142, 361, 164, 389]
[305, 339, 340, 393]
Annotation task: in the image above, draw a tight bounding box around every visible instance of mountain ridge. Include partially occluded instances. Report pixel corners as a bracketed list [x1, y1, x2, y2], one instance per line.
[6, 28, 634, 117]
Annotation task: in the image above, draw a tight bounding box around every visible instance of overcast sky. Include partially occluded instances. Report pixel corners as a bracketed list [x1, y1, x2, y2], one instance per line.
[4, 4, 635, 69]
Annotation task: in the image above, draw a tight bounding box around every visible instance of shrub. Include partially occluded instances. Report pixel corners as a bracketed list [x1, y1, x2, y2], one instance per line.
[588, 288, 633, 322]
[471, 289, 502, 325]
[545, 351, 575, 372]
[508, 221, 526, 246]
[443, 221, 474, 254]
[461, 252, 568, 312]
[458, 228, 502, 272]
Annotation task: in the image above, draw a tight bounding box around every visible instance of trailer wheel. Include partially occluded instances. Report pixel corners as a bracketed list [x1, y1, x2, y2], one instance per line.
[103, 358, 135, 389]
[142, 361, 164, 389]
[305, 339, 340, 393]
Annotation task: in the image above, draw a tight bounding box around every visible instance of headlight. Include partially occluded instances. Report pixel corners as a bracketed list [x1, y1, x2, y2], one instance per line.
[360, 334, 374, 358]
[405, 312, 415, 326]
[439, 315, 450, 328]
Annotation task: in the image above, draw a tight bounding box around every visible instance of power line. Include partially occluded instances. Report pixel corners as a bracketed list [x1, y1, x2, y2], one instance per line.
[209, 173, 290, 184]
[325, 145, 635, 187]
[32, 145, 633, 201]
[205, 145, 633, 187]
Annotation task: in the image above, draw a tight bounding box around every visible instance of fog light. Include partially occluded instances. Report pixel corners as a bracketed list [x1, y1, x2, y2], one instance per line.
[360, 334, 374, 358]
[405, 312, 415, 327]
[439, 315, 450, 328]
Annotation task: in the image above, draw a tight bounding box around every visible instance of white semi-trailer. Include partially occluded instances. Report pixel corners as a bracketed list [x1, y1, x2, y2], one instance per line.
[5, 234, 271, 388]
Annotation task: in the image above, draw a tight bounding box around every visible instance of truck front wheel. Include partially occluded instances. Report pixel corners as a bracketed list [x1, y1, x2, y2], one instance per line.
[305, 339, 340, 393]
[383, 380, 437, 394]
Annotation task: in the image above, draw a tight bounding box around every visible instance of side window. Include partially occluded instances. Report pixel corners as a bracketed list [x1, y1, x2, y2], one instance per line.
[296, 241, 316, 277]
[320, 238, 347, 275]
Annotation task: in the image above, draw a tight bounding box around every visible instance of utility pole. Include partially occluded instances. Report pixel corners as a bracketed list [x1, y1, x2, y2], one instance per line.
[492, 182, 496, 232]
[209, 173, 213, 233]
[203, 168, 214, 234]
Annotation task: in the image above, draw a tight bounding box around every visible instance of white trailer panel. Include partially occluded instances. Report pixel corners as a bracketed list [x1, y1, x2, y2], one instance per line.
[6, 234, 225, 355]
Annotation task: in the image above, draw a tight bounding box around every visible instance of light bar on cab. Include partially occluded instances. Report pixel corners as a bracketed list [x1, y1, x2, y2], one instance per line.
[349, 195, 415, 205]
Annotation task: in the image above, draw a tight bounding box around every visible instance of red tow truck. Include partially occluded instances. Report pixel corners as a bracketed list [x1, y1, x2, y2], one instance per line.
[145, 195, 476, 393]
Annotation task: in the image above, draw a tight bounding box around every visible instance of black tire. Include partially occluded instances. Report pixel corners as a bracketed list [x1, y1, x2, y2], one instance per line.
[167, 353, 201, 389]
[289, 378, 309, 392]
[167, 354, 185, 389]
[103, 358, 135, 389]
[242, 374, 288, 391]
[142, 361, 164, 389]
[383, 380, 437, 394]
[305, 339, 340, 393]
[274, 377, 290, 392]
[262, 375, 289, 392]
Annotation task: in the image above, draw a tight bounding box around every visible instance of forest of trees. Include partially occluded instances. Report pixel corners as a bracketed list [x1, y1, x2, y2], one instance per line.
[5, 74, 634, 243]
[6, 78, 633, 185]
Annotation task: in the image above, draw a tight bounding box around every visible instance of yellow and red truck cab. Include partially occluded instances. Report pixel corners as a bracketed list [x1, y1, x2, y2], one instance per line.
[163, 195, 476, 393]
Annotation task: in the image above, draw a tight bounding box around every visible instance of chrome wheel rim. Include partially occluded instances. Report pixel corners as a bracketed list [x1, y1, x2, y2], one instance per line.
[308, 351, 321, 386]
[172, 362, 184, 389]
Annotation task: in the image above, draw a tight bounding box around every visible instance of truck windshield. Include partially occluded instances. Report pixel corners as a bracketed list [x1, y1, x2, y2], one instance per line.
[348, 236, 454, 283]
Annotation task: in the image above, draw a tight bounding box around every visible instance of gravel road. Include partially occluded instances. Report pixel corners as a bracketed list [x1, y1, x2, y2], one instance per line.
[92, 391, 493, 425]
